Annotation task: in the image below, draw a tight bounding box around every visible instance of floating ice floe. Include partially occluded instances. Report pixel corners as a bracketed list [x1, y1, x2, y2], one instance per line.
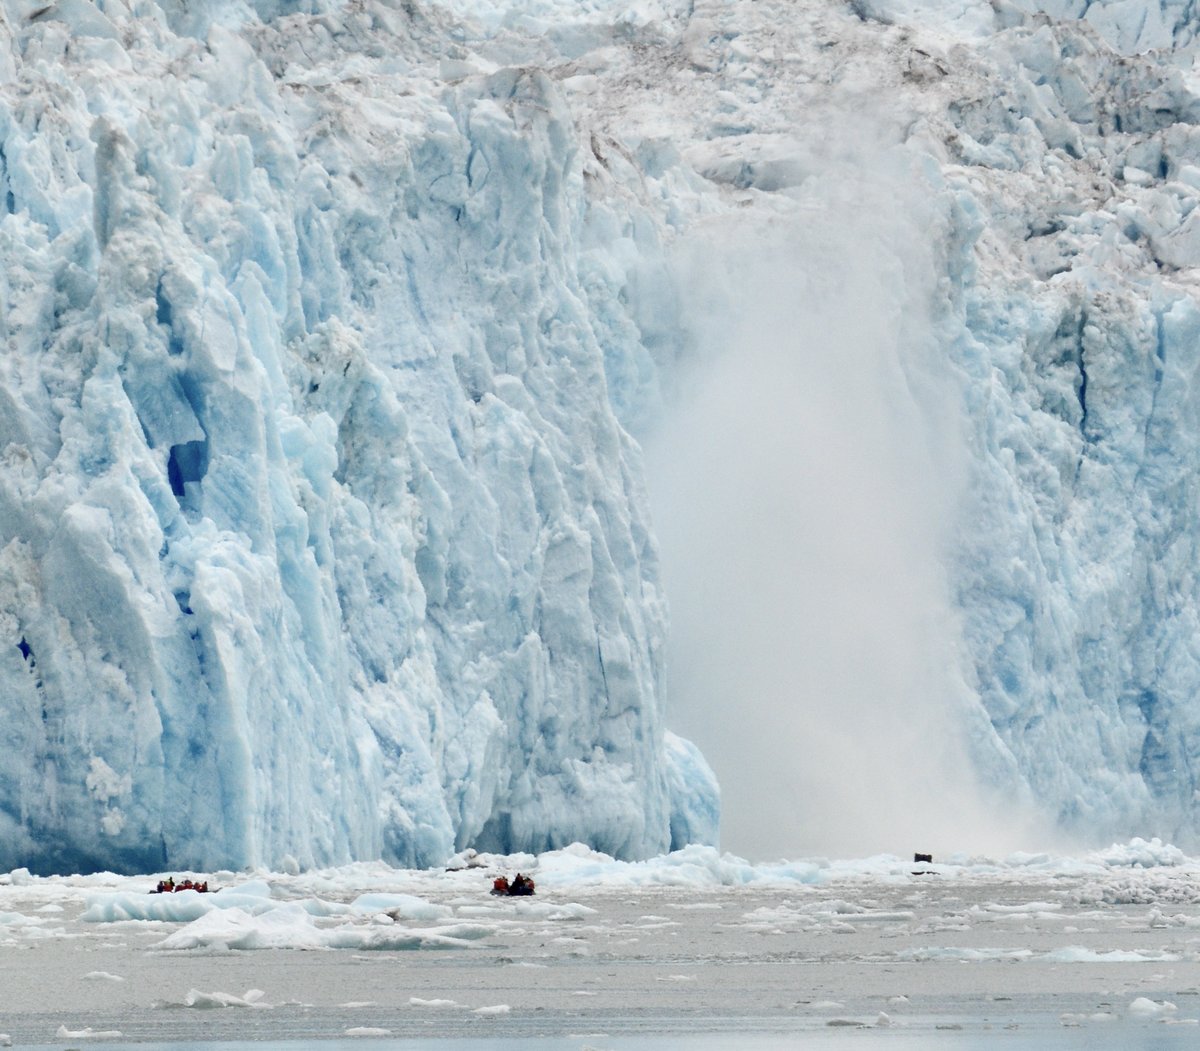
[1128, 997, 1179, 1019]
[1043, 947, 1180, 963]
[81, 881, 278, 922]
[1091, 839, 1188, 869]
[897, 947, 1036, 962]
[153, 989, 271, 1010]
[1060, 1011, 1118, 1026]
[151, 904, 495, 952]
[522, 843, 825, 887]
[348, 893, 452, 921]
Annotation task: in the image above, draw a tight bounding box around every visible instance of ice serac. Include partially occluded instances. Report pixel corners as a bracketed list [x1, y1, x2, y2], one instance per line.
[0, 0, 717, 873]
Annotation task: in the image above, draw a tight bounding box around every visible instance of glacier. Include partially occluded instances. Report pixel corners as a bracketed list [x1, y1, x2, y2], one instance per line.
[3, 0, 1200, 873]
[0, 0, 723, 874]
[630, 0, 1200, 852]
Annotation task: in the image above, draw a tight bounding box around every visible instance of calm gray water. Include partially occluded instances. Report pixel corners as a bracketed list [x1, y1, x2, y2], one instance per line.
[14, 1028, 1199, 1051]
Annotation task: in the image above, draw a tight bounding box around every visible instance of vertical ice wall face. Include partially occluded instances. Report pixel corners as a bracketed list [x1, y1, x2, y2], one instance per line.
[929, 26, 1200, 843]
[7, 0, 1200, 870]
[787, 0, 1200, 845]
[0, 0, 718, 873]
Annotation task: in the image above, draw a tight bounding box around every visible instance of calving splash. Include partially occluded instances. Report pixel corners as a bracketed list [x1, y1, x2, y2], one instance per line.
[646, 136, 1010, 860]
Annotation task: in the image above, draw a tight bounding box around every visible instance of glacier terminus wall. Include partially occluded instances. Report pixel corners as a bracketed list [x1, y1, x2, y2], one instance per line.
[5, 0, 1200, 872]
[0, 0, 722, 873]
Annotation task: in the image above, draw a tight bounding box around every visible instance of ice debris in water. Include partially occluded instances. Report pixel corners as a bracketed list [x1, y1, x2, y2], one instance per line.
[1128, 997, 1178, 1020]
[166, 989, 270, 1010]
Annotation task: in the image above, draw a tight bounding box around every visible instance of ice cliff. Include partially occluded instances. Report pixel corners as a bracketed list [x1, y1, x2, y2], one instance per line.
[4, 0, 1200, 873]
[0, 0, 720, 873]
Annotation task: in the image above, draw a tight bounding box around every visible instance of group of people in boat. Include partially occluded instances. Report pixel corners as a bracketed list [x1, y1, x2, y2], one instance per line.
[491, 873, 535, 896]
[149, 869, 530, 898]
[151, 877, 211, 894]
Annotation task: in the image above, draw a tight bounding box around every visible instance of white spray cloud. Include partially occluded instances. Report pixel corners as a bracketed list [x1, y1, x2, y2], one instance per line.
[647, 134, 1040, 861]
